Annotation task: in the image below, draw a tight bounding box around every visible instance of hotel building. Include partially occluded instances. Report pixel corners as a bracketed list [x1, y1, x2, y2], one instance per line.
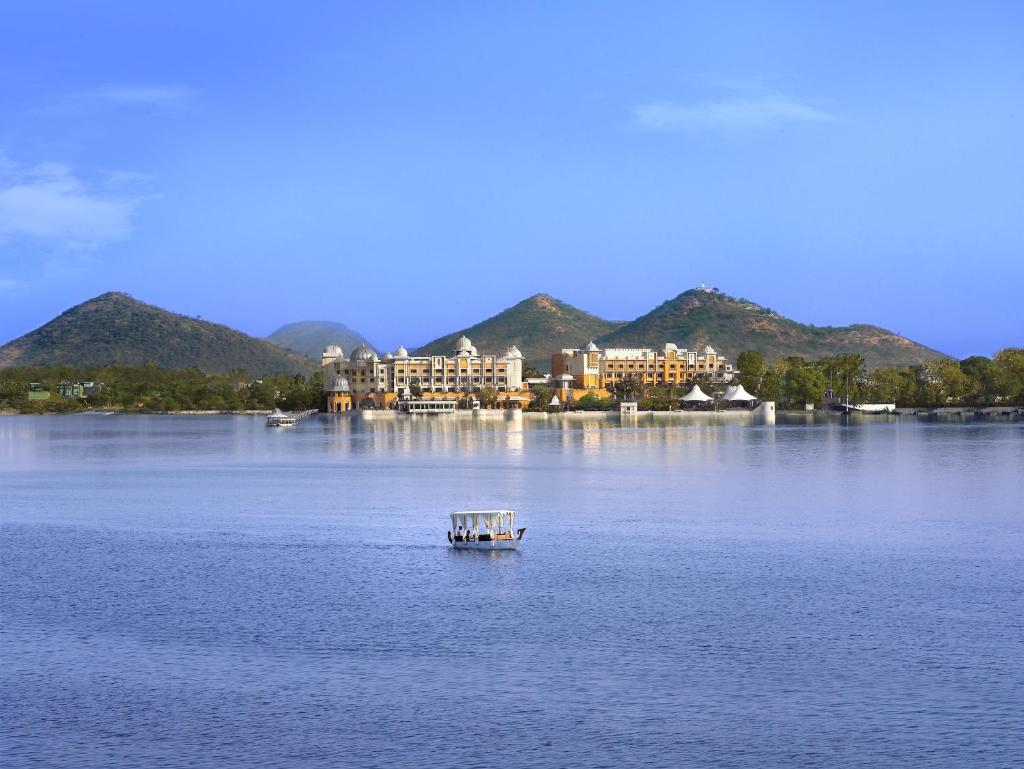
[322, 336, 526, 411]
[551, 342, 734, 396]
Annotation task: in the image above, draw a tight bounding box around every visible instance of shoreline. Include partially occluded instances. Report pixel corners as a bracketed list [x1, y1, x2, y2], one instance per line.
[2, 404, 1021, 419]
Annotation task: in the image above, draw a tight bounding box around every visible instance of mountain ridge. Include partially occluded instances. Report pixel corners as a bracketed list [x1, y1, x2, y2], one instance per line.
[596, 289, 944, 366]
[414, 293, 625, 366]
[0, 292, 315, 374]
[266, 320, 375, 359]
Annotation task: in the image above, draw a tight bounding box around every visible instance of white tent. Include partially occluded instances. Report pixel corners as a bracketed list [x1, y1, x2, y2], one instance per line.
[721, 385, 738, 400]
[723, 384, 757, 401]
[680, 384, 712, 402]
[549, 394, 561, 406]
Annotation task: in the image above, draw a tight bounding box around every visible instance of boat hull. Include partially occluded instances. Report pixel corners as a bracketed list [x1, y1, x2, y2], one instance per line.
[451, 539, 520, 551]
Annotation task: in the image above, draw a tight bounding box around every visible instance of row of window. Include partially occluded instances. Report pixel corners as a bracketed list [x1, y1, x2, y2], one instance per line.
[601, 363, 727, 370]
[396, 376, 508, 384]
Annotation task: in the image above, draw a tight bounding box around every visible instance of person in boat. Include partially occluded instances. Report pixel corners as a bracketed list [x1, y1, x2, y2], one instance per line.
[455, 525, 464, 542]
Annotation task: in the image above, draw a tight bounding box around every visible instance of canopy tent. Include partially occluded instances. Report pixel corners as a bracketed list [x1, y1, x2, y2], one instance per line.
[450, 510, 516, 533]
[723, 384, 757, 401]
[721, 385, 738, 400]
[680, 384, 712, 402]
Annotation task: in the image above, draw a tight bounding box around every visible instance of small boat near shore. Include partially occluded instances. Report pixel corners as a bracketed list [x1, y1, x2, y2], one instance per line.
[266, 408, 318, 427]
[448, 510, 525, 550]
[266, 408, 298, 427]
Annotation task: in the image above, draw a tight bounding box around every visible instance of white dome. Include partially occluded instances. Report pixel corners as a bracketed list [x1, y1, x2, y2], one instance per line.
[504, 345, 523, 360]
[350, 344, 378, 362]
[704, 345, 716, 355]
[585, 341, 599, 352]
[395, 345, 409, 358]
[327, 375, 350, 393]
[383, 352, 394, 360]
[323, 345, 343, 357]
[454, 335, 477, 356]
[663, 343, 678, 353]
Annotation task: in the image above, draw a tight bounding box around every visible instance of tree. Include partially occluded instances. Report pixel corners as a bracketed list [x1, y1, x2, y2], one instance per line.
[523, 365, 543, 379]
[921, 359, 973, 405]
[993, 348, 1024, 404]
[861, 367, 916, 405]
[783, 360, 827, 408]
[959, 356, 997, 404]
[817, 353, 866, 402]
[612, 374, 644, 402]
[477, 386, 497, 409]
[736, 350, 766, 394]
[527, 385, 552, 411]
[758, 364, 783, 404]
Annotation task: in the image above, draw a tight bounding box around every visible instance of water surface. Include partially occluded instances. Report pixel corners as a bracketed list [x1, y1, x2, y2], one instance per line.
[2, 414, 1022, 768]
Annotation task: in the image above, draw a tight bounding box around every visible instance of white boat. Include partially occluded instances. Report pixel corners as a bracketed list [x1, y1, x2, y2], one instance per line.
[448, 510, 525, 550]
[266, 408, 298, 427]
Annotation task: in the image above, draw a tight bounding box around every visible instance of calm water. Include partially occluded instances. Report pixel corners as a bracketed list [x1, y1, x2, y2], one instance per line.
[2, 413, 1022, 769]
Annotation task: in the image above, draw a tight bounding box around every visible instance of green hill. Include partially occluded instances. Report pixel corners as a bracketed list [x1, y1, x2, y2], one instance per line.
[415, 294, 624, 368]
[596, 289, 944, 366]
[266, 320, 374, 359]
[0, 292, 315, 374]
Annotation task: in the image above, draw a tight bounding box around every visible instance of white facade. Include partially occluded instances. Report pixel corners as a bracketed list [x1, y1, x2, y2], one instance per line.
[322, 338, 524, 397]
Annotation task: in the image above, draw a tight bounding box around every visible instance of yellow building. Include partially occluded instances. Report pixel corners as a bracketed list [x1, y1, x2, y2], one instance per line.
[322, 337, 526, 411]
[551, 342, 734, 397]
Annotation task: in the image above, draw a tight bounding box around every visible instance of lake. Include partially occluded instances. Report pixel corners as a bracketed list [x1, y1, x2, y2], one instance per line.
[2, 413, 1022, 768]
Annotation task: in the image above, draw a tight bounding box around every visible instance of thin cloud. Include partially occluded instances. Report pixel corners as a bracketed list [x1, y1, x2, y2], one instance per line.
[53, 85, 195, 113]
[0, 160, 152, 253]
[90, 84, 194, 108]
[633, 92, 836, 131]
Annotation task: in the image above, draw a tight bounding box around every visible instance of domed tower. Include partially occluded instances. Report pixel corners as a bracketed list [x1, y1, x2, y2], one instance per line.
[501, 344, 524, 387]
[325, 374, 352, 413]
[349, 344, 379, 365]
[321, 345, 344, 367]
[454, 335, 477, 357]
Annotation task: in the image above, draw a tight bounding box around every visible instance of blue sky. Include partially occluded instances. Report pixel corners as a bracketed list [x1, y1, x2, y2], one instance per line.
[1, 1, 1021, 358]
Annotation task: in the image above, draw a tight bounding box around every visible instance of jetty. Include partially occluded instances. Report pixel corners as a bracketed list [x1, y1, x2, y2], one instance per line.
[266, 408, 318, 427]
[893, 406, 1023, 417]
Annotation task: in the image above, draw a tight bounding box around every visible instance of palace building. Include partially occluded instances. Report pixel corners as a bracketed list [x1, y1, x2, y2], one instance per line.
[321, 336, 526, 411]
[551, 342, 734, 398]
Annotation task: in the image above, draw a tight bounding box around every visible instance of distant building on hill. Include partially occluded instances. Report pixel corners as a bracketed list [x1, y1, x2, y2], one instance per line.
[321, 336, 526, 411]
[56, 381, 102, 399]
[551, 342, 734, 401]
[27, 383, 50, 401]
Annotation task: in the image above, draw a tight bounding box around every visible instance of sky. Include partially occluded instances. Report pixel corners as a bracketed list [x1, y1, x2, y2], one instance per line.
[0, 1, 1021, 358]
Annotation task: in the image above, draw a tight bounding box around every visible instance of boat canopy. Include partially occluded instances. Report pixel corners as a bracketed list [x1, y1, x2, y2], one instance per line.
[680, 384, 712, 402]
[450, 510, 516, 532]
[723, 384, 757, 401]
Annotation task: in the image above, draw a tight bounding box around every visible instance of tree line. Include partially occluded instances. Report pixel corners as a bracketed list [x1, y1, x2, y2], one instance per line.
[735, 349, 1024, 409]
[0, 363, 324, 414]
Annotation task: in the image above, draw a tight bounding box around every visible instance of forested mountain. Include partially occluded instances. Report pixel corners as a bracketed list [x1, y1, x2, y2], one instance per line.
[596, 289, 944, 366]
[415, 294, 624, 367]
[0, 292, 315, 374]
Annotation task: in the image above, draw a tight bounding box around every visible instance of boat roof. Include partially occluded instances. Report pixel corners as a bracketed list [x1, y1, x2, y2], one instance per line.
[450, 510, 516, 527]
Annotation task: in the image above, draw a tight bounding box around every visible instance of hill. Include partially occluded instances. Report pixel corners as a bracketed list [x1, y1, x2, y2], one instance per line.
[266, 321, 374, 359]
[595, 289, 944, 366]
[0, 292, 315, 374]
[415, 294, 624, 368]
